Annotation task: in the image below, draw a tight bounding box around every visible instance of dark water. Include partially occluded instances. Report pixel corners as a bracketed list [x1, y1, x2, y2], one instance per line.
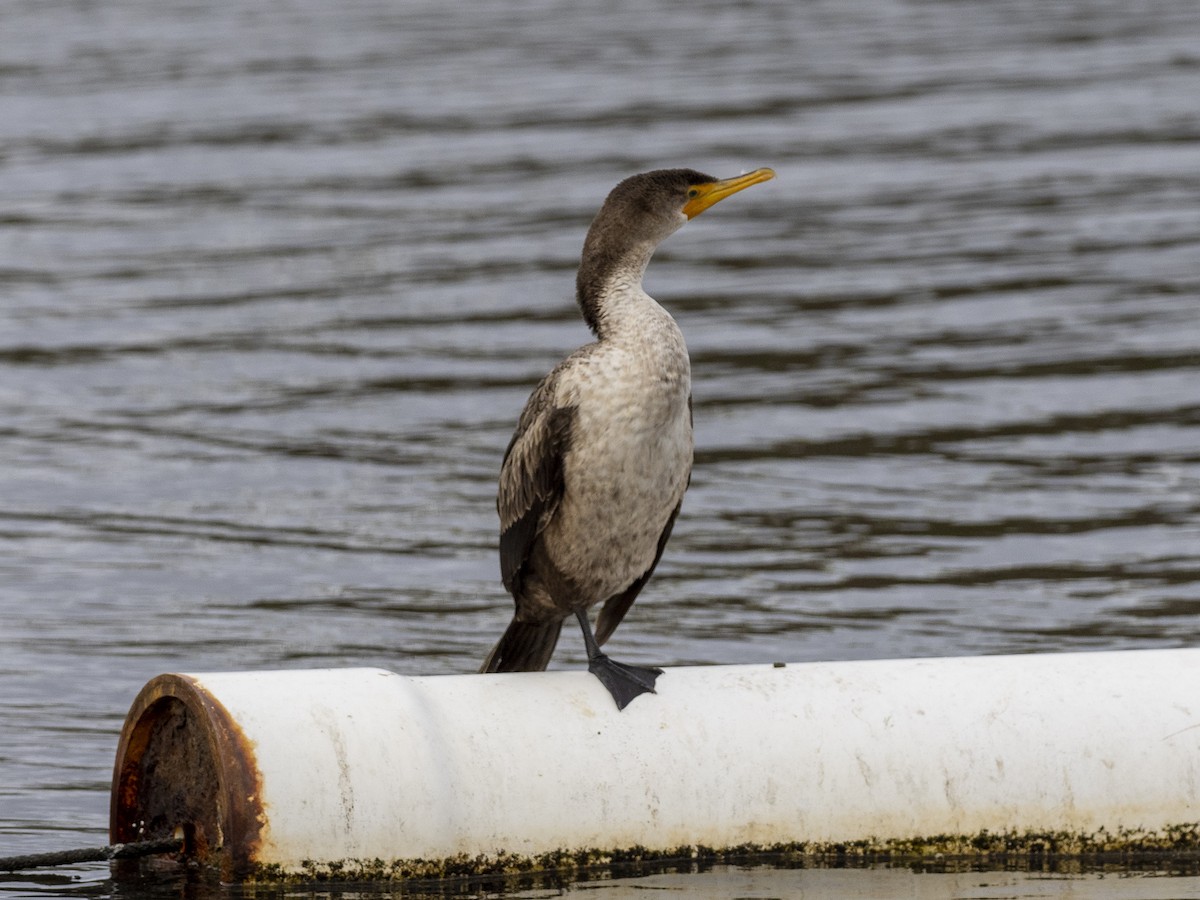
[2, 0, 1199, 896]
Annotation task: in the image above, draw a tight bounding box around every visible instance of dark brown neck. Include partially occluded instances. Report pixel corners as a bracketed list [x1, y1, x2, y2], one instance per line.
[575, 223, 655, 339]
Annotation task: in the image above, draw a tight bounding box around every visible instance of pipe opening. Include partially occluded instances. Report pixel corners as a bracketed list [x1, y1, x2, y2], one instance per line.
[111, 675, 265, 880]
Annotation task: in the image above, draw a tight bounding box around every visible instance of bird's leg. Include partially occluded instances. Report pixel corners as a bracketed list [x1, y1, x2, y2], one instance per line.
[574, 608, 663, 710]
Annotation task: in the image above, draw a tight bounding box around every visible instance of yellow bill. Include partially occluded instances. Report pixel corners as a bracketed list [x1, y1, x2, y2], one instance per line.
[682, 167, 775, 219]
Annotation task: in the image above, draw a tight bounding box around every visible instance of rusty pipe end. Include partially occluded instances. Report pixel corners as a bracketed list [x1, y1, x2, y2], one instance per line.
[110, 674, 265, 881]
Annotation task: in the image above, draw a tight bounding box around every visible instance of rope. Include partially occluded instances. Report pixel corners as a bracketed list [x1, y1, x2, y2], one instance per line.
[0, 837, 183, 872]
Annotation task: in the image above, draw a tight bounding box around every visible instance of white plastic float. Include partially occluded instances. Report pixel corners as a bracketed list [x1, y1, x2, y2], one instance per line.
[111, 648, 1200, 880]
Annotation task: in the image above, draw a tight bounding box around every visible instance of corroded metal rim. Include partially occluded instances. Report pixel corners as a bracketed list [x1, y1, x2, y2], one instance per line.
[110, 673, 264, 880]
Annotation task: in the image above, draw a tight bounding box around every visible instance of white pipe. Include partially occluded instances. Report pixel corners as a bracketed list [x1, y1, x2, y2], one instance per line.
[111, 648, 1200, 879]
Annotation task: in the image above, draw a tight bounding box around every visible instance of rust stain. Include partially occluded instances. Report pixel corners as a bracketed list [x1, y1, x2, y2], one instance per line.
[110, 673, 267, 881]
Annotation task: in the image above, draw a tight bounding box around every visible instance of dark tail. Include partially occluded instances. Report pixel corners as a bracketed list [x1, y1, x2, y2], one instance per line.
[480, 616, 565, 673]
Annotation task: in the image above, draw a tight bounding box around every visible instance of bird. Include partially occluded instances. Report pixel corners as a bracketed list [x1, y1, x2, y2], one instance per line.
[481, 166, 775, 709]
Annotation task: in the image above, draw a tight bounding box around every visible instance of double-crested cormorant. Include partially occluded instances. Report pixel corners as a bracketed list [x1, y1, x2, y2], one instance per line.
[481, 166, 775, 709]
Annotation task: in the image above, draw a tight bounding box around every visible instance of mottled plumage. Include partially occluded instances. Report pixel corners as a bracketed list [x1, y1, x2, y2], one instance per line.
[481, 166, 774, 708]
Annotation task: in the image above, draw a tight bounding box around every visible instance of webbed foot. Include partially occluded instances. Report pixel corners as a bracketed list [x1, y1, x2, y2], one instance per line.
[587, 653, 663, 710]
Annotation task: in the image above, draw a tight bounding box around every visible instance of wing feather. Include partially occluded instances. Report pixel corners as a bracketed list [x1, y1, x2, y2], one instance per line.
[497, 371, 575, 597]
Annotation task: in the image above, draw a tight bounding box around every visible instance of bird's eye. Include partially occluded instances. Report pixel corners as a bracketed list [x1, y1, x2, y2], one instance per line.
[686, 188, 700, 199]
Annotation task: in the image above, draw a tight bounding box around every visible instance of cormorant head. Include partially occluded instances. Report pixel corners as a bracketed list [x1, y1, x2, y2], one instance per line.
[591, 167, 775, 251]
[575, 166, 774, 335]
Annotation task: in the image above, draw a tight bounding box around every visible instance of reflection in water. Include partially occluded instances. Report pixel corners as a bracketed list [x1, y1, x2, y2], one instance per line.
[2, 0, 1199, 894]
